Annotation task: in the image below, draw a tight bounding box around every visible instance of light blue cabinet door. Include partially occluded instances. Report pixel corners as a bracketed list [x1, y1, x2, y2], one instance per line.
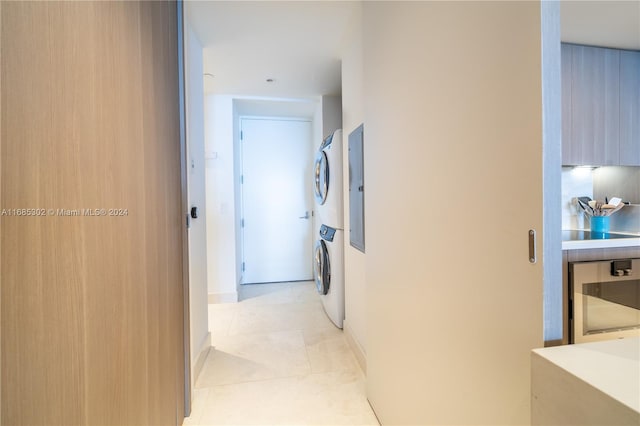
[570, 44, 620, 166]
[620, 50, 640, 166]
[561, 44, 573, 164]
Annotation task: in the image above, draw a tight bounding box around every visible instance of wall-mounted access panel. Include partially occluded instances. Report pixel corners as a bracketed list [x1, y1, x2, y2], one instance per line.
[349, 124, 365, 252]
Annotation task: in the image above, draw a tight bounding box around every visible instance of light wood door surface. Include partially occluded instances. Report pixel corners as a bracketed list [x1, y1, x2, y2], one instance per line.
[1, 2, 185, 425]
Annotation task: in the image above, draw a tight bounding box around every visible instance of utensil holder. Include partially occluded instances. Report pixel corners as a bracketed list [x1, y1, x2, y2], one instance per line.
[590, 216, 610, 234]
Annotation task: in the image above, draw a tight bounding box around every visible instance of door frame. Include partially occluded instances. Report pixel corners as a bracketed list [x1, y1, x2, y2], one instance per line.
[176, 0, 192, 418]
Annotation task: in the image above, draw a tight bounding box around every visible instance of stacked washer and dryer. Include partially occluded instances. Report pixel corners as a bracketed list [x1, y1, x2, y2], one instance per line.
[313, 129, 345, 328]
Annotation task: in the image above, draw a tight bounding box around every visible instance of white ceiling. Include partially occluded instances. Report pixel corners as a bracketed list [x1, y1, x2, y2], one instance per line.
[561, 1, 640, 50]
[186, 1, 640, 99]
[186, 1, 357, 98]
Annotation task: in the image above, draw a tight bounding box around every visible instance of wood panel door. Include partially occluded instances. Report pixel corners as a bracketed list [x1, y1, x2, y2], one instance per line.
[1, 2, 186, 425]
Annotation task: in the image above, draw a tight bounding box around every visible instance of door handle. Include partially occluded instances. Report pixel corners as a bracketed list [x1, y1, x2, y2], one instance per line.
[528, 229, 536, 264]
[299, 211, 310, 219]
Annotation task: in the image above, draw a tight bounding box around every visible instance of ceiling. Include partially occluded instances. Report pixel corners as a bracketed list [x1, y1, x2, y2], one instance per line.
[186, 1, 640, 99]
[186, 1, 357, 98]
[561, 1, 640, 50]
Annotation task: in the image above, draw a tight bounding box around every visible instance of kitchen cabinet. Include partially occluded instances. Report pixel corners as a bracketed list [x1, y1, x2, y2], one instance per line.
[563, 44, 620, 166]
[561, 44, 573, 163]
[562, 44, 640, 166]
[620, 50, 640, 165]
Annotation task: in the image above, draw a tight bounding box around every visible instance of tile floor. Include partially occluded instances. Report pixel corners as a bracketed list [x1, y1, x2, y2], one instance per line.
[184, 281, 379, 426]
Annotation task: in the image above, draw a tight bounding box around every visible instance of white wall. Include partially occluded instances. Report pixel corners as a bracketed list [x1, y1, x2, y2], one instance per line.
[340, 3, 367, 371]
[321, 95, 342, 139]
[204, 95, 238, 301]
[184, 24, 210, 384]
[561, 166, 594, 229]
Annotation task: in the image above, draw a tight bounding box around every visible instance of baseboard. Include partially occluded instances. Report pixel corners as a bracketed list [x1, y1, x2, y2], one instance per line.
[192, 332, 211, 385]
[208, 291, 238, 304]
[343, 319, 366, 374]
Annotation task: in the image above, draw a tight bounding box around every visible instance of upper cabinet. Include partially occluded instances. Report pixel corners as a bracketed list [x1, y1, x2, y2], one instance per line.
[562, 44, 619, 165]
[562, 43, 640, 166]
[561, 44, 573, 164]
[620, 50, 640, 165]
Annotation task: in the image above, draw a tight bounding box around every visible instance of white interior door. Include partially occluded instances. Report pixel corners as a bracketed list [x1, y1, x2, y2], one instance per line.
[240, 118, 313, 284]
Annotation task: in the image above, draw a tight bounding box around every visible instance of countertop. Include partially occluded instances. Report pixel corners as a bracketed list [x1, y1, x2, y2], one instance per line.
[562, 229, 640, 250]
[532, 337, 640, 415]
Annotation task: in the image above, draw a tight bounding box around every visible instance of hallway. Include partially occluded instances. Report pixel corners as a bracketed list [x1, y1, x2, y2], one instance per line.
[184, 282, 378, 425]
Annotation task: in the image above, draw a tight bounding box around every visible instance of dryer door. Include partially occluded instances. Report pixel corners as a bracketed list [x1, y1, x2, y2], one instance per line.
[314, 151, 328, 205]
[314, 239, 330, 295]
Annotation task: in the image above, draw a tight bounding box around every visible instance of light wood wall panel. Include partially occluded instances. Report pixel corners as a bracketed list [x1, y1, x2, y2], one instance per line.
[1, 2, 185, 425]
[0, 0, 3, 420]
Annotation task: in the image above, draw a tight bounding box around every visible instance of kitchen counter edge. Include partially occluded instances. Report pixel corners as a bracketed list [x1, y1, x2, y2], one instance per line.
[532, 337, 640, 415]
[562, 231, 640, 250]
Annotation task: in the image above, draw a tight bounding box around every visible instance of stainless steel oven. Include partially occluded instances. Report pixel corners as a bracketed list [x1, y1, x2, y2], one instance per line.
[569, 258, 640, 343]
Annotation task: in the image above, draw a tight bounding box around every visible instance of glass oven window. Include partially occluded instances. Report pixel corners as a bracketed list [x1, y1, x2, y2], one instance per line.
[582, 279, 640, 335]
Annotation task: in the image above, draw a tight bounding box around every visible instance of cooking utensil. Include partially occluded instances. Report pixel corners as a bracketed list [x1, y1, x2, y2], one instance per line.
[609, 197, 622, 207]
[576, 195, 625, 217]
[577, 199, 594, 216]
[599, 202, 624, 216]
[578, 196, 592, 205]
[605, 202, 625, 216]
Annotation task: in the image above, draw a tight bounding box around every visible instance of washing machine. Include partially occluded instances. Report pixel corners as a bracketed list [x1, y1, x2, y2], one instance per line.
[314, 224, 344, 328]
[314, 129, 343, 229]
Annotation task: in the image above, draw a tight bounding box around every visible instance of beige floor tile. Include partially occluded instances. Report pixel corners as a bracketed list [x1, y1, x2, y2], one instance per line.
[196, 330, 311, 388]
[208, 303, 238, 344]
[228, 301, 333, 336]
[239, 282, 293, 305]
[183, 387, 210, 425]
[198, 282, 377, 425]
[303, 327, 359, 374]
[290, 281, 321, 303]
[238, 281, 319, 305]
[198, 371, 379, 425]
